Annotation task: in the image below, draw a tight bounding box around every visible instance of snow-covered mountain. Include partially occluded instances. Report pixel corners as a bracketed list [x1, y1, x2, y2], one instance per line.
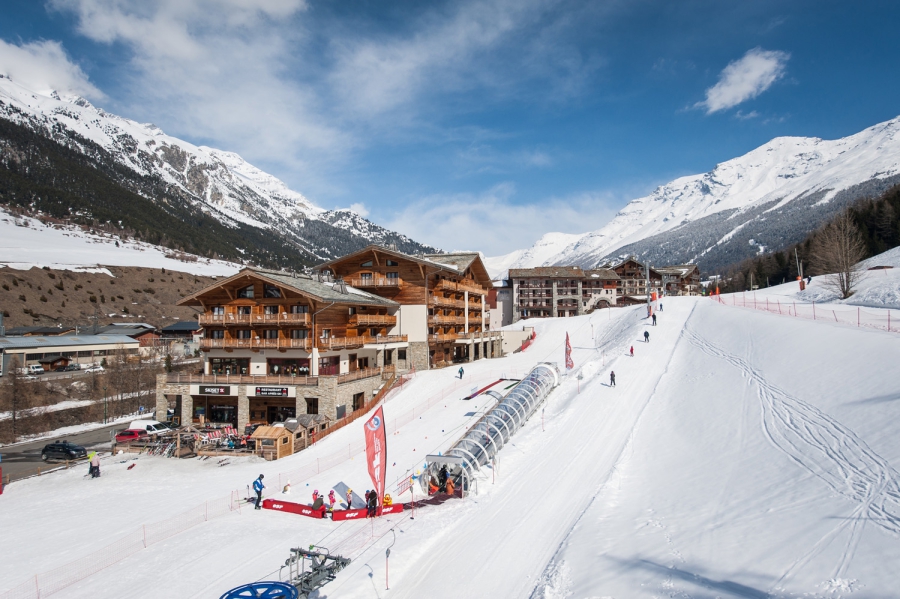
[488, 116, 900, 277]
[0, 74, 438, 265]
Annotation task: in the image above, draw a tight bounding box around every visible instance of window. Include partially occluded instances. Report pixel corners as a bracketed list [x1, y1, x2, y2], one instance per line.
[386, 272, 399, 280]
[264, 284, 281, 298]
[360, 260, 373, 267]
[321, 329, 331, 339]
[360, 272, 373, 282]
[237, 305, 251, 315]
[386, 259, 399, 266]
[305, 397, 319, 415]
[237, 285, 254, 299]
[263, 329, 278, 339]
[210, 329, 225, 339]
[291, 304, 309, 314]
[264, 305, 278, 315]
[352, 392, 365, 411]
[336, 405, 347, 419]
[236, 329, 252, 339]
[212, 305, 225, 315]
[349, 307, 357, 315]
[370, 328, 379, 337]
[290, 329, 308, 339]
[398, 349, 407, 360]
[318, 356, 339, 375]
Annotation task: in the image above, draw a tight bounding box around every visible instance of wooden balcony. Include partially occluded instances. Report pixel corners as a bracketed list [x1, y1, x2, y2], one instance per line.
[198, 313, 310, 326]
[200, 338, 312, 351]
[317, 336, 367, 350]
[166, 373, 319, 386]
[429, 314, 465, 325]
[364, 335, 409, 345]
[435, 279, 486, 295]
[348, 276, 402, 288]
[337, 366, 383, 384]
[429, 294, 464, 309]
[429, 333, 459, 343]
[349, 314, 397, 327]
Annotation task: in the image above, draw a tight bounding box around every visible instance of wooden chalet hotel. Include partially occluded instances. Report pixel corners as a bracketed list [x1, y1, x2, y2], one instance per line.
[155, 246, 500, 431]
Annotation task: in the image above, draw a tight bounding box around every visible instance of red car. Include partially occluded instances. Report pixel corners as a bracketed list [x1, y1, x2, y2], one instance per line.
[115, 429, 149, 444]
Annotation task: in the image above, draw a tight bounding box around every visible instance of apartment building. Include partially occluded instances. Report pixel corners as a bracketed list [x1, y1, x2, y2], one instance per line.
[509, 266, 619, 322]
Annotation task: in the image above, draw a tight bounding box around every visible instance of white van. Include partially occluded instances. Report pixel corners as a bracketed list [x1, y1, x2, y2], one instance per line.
[129, 420, 171, 434]
[28, 364, 45, 375]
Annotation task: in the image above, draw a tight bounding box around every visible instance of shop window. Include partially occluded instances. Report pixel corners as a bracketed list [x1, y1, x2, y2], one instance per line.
[306, 397, 319, 414]
[386, 259, 399, 266]
[268, 358, 309, 376]
[237, 285, 254, 299]
[264, 284, 281, 298]
[210, 357, 249, 375]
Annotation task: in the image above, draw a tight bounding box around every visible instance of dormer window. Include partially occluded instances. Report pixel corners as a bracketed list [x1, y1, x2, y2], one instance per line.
[361, 260, 373, 267]
[264, 284, 281, 298]
[237, 285, 254, 299]
[386, 259, 399, 266]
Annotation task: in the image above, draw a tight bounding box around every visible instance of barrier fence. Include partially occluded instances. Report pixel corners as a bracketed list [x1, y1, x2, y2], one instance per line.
[1, 368, 517, 599]
[713, 292, 896, 333]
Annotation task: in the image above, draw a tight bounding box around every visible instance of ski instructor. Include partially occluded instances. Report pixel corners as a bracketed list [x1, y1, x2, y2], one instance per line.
[253, 474, 265, 510]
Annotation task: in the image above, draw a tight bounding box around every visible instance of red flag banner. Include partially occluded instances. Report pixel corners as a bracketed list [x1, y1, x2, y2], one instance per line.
[565, 332, 574, 370]
[364, 406, 387, 505]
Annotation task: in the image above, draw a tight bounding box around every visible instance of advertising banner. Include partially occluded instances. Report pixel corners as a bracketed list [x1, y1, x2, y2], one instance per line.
[332, 508, 368, 521]
[565, 333, 574, 370]
[261, 499, 325, 519]
[364, 406, 388, 508]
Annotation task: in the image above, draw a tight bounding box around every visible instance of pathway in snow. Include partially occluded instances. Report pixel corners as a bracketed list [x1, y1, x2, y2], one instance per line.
[386, 302, 696, 598]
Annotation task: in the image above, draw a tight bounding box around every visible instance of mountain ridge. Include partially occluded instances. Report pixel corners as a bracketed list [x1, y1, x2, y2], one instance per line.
[486, 115, 900, 277]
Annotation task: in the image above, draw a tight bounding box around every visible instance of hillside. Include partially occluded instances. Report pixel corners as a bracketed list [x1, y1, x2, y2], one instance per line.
[487, 115, 900, 276]
[0, 75, 439, 269]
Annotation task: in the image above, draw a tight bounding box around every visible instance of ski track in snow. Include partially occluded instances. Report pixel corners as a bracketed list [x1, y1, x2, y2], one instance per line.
[683, 325, 900, 588]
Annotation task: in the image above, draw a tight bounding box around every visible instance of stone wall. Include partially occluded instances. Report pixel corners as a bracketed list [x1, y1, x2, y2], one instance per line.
[408, 341, 429, 371]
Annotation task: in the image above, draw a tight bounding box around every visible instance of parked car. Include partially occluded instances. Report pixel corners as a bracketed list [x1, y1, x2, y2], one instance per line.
[128, 420, 170, 434]
[115, 429, 149, 444]
[64, 364, 81, 372]
[41, 441, 87, 462]
[84, 365, 104, 373]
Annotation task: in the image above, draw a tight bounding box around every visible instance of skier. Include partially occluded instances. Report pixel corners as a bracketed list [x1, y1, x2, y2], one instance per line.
[458, 366, 464, 379]
[367, 490, 378, 518]
[630, 346, 634, 357]
[312, 489, 319, 503]
[652, 313, 657, 326]
[89, 451, 101, 478]
[659, 303, 663, 311]
[346, 488, 353, 509]
[610, 371, 616, 387]
[253, 474, 265, 510]
[644, 330, 650, 343]
[328, 490, 337, 511]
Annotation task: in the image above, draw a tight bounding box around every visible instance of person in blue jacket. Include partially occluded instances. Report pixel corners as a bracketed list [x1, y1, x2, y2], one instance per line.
[253, 474, 265, 510]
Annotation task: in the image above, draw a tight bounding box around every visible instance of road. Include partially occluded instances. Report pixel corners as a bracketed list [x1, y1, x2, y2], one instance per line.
[0, 421, 127, 483]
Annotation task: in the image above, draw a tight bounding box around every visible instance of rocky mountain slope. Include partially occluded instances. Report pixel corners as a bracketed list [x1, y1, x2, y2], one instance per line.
[0, 74, 438, 268]
[486, 115, 900, 276]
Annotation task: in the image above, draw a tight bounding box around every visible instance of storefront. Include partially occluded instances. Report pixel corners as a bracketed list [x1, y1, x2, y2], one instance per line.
[192, 385, 238, 426]
[266, 358, 310, 376]
[318, 356, 340, 375]
[249, 385, 297, 425]
[210, 357, 250, 375]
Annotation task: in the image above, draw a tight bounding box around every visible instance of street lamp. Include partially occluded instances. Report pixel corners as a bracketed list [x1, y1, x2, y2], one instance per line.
[103, 386, 108, 424]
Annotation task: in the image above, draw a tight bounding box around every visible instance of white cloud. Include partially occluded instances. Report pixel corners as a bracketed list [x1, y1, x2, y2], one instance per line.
[384, 183, 618, 256]
[348, 203, 369, 218]
[0, 38, 104, 99]
[696, 47, 789, 114]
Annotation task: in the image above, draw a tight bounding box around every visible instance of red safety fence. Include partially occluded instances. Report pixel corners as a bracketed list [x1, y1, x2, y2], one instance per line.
[712, 292, 896, 333]
[0, 490, 243, 599]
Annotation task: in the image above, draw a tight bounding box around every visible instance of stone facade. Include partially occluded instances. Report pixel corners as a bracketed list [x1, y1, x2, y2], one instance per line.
[408, 341, 429, 372]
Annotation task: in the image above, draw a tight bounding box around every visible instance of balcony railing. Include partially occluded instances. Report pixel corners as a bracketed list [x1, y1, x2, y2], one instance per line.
[200, 338, 312, 351]
[199, 313, 310, 326]
[364, 335, 408, 344]
[429, 293, 464, 309]
[336, 366, 383, 384]
[429, 315, 465, 325]
[349, 276, 402, 288]
[166, 373, 319, 386]
[317, 336, 367, 350]
[435, 279, 485, 295]
[349, 314, 397, 327]
[429, 333, 459, 343]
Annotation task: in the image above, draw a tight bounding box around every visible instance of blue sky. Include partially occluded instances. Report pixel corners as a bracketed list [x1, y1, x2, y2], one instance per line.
[1, 0, 899, 256]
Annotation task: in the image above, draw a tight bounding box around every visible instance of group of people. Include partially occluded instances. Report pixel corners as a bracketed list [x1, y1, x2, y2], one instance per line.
[427, 465, 456, 495]
[252, 474, 391, 518]
[611, 308, 660, 388]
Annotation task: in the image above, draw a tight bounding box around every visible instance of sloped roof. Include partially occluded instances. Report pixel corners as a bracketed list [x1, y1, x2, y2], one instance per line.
[4, 326, 75, 336]
[509, 266, 586, 278]
[178, 268, 398, 308]
[584, 268, 620, 280]
[250, 425, 292, 439]
[316, 245, 492, 287]
[654, 264, 699, 276]
[96, 325, 157, 336]
[161, 321, 200, 332]
[0, 335, 140, 350]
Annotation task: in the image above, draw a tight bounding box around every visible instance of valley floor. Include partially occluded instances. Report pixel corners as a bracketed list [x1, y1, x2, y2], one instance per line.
[1, 296, 898, 599]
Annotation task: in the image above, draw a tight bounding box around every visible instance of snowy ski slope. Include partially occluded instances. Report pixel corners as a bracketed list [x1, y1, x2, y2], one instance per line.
[1, 297, 898, 598]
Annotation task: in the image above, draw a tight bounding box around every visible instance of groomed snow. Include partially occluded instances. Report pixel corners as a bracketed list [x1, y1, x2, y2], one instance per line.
[0, 209, 240, 277]
[1, 297, 898, 599]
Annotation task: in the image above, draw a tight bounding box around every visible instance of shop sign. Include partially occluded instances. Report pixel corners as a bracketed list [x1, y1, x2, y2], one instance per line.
[255, 386, 289, 397]
[199, 385, 230, 395]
